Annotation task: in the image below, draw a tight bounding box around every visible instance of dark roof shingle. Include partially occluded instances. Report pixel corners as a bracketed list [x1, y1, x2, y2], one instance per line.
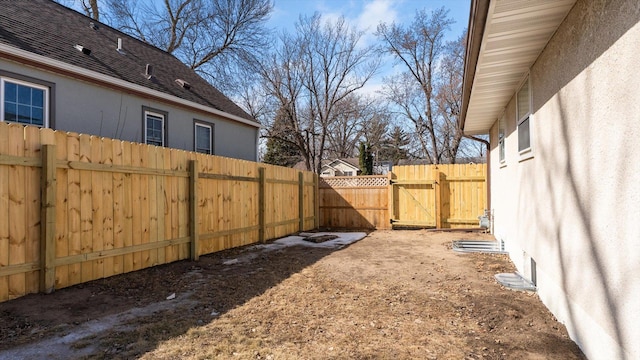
[0, 0, 255, 122]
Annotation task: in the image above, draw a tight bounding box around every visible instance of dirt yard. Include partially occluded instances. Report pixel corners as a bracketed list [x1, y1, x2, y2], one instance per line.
[0, 230, 584, 359]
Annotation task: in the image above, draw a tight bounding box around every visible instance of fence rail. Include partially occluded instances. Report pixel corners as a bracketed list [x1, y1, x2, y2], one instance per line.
[0, 122, 317, 302]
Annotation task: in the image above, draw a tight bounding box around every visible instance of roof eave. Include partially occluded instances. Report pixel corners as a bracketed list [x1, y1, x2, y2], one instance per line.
[0, 43, 262, 129]
[460, 0, 576, 135]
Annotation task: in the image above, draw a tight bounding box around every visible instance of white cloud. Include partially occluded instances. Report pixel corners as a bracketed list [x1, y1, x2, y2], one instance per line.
[355, 0, 399, 47]
[357, 0, 398, 32]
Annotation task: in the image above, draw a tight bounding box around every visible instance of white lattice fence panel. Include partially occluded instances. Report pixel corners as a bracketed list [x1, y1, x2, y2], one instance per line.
[320, 175, 388, 188]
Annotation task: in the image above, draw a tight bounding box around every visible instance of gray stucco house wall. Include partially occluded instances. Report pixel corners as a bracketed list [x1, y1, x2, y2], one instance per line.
[0, 0, 259, 161]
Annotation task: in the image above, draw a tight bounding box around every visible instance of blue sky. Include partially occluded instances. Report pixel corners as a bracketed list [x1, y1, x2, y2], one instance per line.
[267, 0, 471, 95]
[269, 0, 471, 40]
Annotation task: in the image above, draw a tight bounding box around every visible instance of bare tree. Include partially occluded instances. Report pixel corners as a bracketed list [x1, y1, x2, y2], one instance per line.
[82, 0, 100, 20]
[325, 94, 364, 158]
[381, 72, 433, 161]
[105, 0, 273, 93]
[377, 7, 462, 164]
[324, 94, 388, 159]
[434, 32, 466, 163]
[54, 0, 101, 20]
[359, 105, 390, 158]
[257, 14, 379, 173]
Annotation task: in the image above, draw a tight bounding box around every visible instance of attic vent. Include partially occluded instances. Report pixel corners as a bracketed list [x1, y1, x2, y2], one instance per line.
[89, 22, 98, 30]
[145, 64, 154, 79]
[175, 79, 191, 89]
[117, 38, 125, 54]
[74, 44, 91, 55]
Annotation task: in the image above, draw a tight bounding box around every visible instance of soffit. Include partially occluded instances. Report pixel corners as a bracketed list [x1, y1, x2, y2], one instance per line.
[463, 0, 576, 134]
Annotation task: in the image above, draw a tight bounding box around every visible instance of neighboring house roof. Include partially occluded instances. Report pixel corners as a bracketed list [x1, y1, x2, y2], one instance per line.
[397, 157, 486, 166]
[460, 0, 577, 134]
[0, 0, 258, 128]
[292, 158, 361, 172]
[322, 158, 361, 172]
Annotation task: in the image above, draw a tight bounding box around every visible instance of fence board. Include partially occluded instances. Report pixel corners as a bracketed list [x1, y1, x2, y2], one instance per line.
[121, 140, 134, 273]
[24, 126, 40, 294]
[80, 134, 94, 283]
[103, 138, 116, 277]
[112, 140, 124, 275]
[66, 132, 82, 286]
[148, 146, 160, 265]
[0, 124, 10, 301]
[8, 125, 26, 299]
[54, 131, 68, 289]
[130, 143, 142, 271]
[140, 145, 152, 269]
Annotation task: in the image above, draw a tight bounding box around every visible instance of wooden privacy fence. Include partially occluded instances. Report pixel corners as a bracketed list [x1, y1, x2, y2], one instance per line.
[319, 164, 487, 230]
[319, 175, 391, 229]
[0, 122, 317, 302]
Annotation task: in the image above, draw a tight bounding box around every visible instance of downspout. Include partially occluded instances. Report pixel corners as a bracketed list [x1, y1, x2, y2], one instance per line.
[463, 134, 491, 219]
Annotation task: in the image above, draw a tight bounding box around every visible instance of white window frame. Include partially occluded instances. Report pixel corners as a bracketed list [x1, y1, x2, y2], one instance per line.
[144, 110, 165, 147]
[194, 122, 213, 154]
[498, 112, 506, 165]
[516, 76, 533, 157]
[0, 77, 49, 128]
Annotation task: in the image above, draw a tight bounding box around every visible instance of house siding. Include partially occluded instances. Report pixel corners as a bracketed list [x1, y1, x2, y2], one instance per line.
[489, 0, 640, 359]
[0, 58, 258, 161]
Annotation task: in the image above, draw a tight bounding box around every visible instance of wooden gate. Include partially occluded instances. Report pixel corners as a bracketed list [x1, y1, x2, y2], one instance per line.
[390, 166, 438, 227]
[390, 164, 487, 228]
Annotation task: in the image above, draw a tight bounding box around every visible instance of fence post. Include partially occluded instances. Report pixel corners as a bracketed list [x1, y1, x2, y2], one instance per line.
[313, 174, 319, 229]
[40, 144, 56, 293]
[298, 172, 304, 231]
[189, 160, 199, 261]
[258, 167, 266, 243]
[435, 171, 443, 229]
[387, 172, 393, 228]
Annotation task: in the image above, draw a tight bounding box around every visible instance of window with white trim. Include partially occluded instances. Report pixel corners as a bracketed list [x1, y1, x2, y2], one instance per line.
[517, 77, 531, 153]
[1, 77, 49, 127]
[194, 122, 213, 154]
[144, 111, 165, 146]
[498, 113, 506, 163]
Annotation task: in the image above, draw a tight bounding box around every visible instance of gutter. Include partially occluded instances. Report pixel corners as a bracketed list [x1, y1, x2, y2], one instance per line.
[459, 0, 490, 133]
[0, 43, 262, 129]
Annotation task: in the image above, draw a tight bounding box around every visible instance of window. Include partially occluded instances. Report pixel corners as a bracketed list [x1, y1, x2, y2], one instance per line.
[498, 113, 506, 163]
[1, 77, 49, 127]
[343, 171, 353, 176]
[144, 110, 165, 146]
[516, 77, 531, 153]
[194, 121, 213, 154]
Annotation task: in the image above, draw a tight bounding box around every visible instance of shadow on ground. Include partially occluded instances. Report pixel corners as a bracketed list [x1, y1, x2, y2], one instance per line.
[0, 234, 359, 358]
